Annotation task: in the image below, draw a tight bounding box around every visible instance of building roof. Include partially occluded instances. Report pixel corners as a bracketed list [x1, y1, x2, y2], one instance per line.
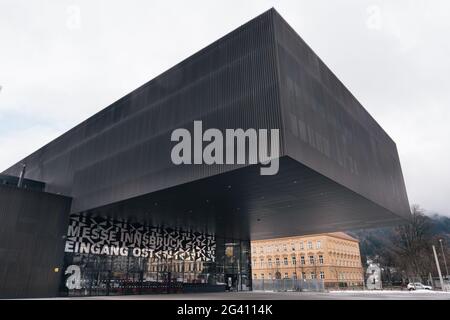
[252, 232, 359, 243]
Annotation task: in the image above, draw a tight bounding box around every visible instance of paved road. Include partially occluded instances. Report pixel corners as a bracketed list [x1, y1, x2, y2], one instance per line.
[60, 290, 450, 300]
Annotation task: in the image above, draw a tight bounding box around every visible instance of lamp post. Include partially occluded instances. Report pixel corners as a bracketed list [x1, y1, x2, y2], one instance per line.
[17, 163, 26, 188]
[432, 245, 445, 291]
[439, 239, 449, 278]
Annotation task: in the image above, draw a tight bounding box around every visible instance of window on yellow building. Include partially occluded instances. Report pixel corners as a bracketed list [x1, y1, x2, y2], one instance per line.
[309, 255, 315, 265]
[320, 272, 325, 279]
[300, 256, 305, 265]
[307, 241, 313, 249]
[292, 256, 296, 265]
[316, 240, 321, 249]
[319, 255, 324, 264]
[284, 257, 288, 266]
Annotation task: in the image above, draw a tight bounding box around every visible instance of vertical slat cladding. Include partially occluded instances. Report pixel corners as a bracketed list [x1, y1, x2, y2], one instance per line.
[272, 11, 410, 217]
[2, 10, 284, 213]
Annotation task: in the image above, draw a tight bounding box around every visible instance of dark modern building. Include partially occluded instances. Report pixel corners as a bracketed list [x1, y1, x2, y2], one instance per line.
[0, 9, 410, 298]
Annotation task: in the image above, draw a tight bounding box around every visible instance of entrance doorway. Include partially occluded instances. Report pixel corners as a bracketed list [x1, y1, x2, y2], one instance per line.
[225, 274, 239, 291]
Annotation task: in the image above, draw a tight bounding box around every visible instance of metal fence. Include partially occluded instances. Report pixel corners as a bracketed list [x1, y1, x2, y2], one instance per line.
[432, 279, 450, 291]
[252, 279, 325, 292]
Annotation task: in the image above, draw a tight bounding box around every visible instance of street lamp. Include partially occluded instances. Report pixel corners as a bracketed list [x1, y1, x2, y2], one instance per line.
[439, 239, 449, 278]
[432, 245, 445, 291]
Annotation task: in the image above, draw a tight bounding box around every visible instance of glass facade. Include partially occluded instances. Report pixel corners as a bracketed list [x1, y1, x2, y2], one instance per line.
[60, 215, 251, 296]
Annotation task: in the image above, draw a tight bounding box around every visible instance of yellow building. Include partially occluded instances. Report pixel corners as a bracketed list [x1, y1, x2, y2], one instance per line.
[251, 233, 364, 288]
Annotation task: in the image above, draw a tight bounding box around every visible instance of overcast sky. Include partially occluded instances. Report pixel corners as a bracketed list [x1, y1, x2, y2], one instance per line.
[1, 0, 449, 216]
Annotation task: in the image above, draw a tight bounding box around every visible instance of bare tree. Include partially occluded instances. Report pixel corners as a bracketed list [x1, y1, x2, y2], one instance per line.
[388, 205, 435, 281]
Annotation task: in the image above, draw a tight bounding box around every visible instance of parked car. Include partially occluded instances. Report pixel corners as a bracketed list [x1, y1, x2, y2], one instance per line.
[407, 282, 432, 291]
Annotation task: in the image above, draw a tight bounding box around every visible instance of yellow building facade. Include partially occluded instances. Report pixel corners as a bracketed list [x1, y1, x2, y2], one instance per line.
[251, 233, 364, 288]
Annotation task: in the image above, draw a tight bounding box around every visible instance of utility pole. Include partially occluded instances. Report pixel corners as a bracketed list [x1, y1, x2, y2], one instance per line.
[439, 239, 449, 278]
[432, 245, 445, 291]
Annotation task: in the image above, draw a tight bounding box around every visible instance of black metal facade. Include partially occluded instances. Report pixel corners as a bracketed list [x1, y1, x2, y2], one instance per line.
[273, 12, 410, 218]
[3, 10, 282, 215]
[0, 185, 71, 298]
[2, 9, 410, 240]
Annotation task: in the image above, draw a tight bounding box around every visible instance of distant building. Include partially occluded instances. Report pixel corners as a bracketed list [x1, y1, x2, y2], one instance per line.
[251, 233, 364, 288]
[366, 259, 383, 290]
